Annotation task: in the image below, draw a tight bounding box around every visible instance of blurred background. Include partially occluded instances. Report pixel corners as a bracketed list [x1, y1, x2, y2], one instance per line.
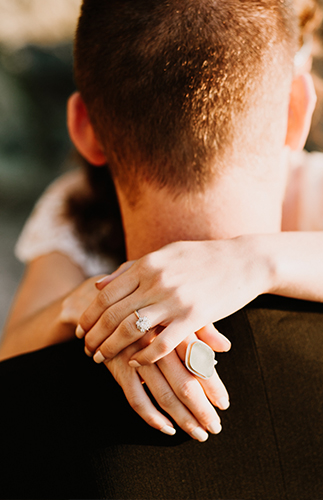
[0, 0, 323, 334]
[0, 0, 81, 331]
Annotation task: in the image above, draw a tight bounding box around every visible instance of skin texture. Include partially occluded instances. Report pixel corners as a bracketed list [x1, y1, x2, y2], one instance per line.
[0, 51, 320, 441]
[71, 72, 318, 365]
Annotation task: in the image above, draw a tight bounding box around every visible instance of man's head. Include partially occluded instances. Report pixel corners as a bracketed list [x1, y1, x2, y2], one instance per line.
[69, 0, 302, 200]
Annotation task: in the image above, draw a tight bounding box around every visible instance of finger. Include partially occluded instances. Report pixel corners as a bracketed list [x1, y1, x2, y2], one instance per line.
[129, 318, 232, 367]
[130, 329, 230, 411]
[95, 261, 136, 290]
[196, 323, 231, 352]
[198, 372, 230, 410]
[84, 299, 161, 357]
[156, 351, 222, 435]
[105, 358, 176, 437]
[89, 304, 166, 362]
[128, 319, 194, 366]
[176, 335, 230, 411]
[84, 301, 141, 355]
[76, 269, 139, 338]
[138, 362, 212, 442]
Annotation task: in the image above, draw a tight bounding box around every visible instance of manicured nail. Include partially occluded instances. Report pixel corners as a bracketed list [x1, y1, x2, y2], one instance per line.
[191, 427, 209, 442]
[84, 346, 93, 357]
[208, 420, 222, 434]
[217, 397, 230, 410]
[129, 360, 141, 368]
[75, 325, 85, 339]
[160, 425, 176, 436]
[93, 350, 105, 364]
[216, 331, 231, 351]
[95, 275, 109, 284]
[222, 337, 231, 351]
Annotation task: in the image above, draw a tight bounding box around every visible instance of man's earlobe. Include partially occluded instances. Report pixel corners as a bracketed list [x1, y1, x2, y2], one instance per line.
[285, 73, 316, 151]
[67, 92, 107, 166]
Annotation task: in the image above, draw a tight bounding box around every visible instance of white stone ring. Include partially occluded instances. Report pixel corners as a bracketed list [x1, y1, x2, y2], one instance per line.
[134, 310, 152, 334]
[185, 340, 218, 380]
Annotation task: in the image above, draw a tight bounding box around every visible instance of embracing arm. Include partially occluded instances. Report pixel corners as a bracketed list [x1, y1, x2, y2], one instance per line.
[79, 230, 323, 367]
[0, 251, 228, 441]
[0, 252, 87, 361]
[265, 231, 323, 301]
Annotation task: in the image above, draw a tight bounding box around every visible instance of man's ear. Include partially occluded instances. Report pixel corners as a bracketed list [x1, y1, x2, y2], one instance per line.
[285, 72, 317, 151]
[67, 92, 107, 165]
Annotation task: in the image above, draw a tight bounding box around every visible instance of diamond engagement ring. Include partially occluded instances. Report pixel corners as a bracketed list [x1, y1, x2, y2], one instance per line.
[185, 340, 218, 379]
[134, 310, 152, 333]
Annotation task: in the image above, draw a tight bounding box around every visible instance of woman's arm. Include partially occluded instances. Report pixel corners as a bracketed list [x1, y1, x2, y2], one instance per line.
[0, 252, 88, 360]
[0, 251, 228, 441]
[78, 231, 323, 367]
[263, 231, 323, 301]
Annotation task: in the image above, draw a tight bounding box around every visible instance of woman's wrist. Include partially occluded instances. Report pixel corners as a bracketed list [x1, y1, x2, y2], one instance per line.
[235, 234, 279, 297]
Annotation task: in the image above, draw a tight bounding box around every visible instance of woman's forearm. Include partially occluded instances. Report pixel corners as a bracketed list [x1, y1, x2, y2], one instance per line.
[0, 253, 102, 362]
[255, 231, 323, 302]
[78, 232, 323, 367]
[0, 298, 75, 361]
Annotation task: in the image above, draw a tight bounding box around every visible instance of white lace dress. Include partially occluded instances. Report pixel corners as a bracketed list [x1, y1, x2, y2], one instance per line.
[15, 169, 118, 277]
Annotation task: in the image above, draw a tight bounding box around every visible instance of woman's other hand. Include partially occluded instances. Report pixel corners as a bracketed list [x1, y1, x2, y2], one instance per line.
[104, 332, 228, 442]
[59, 275, 106, 328]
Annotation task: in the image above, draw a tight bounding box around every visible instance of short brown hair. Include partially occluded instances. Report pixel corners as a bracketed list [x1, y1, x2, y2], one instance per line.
[74, 0, 298, 196]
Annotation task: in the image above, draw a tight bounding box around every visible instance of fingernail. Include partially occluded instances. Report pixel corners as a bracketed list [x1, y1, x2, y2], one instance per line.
[84, 346, 93, 357]
[93, 350, 105, 364]
[191, 427, 209, 442]
[217, 397, 230, 410]
[95, 275, 109, 284]
[222, 338, 231, 351]
[160, 425, 176, 436]
[75, 325, 86, 339]
[217, 331, 231, 351]
[208, 420, 222, 434]
[129, 360, 141, 368]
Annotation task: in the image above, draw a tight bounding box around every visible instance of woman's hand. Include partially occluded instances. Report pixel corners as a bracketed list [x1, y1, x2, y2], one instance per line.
[60, 275, 106, 328]
[104, 331, 228, 441]
[77, 236, 273, 365]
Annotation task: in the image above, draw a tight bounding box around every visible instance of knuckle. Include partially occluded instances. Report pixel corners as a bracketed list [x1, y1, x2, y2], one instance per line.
[100, 308, 119, 330]
[172, 289, 194, 315]
[139, 253, 155, 273]
[156, 335, 176, 358]
[96, 288, 112, 309]
[128, 394, 146, 414]
[80, 309, 92, 329]
[119, 261, 129, 272]
[177, 379, 197, 402]
[119, 317, 137, 340]
[157, 389, 177, 410]
[196, 407, 215, 426]
[136, 350, 154, 365]
[99, 342, 114, 360]
[138, 255, 165, 287]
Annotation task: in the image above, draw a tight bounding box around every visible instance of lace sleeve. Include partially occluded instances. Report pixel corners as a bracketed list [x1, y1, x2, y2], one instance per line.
[15, 170, 118, 277]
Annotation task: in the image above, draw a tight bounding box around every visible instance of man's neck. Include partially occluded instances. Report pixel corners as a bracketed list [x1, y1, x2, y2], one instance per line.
[117, 156, 289, 260]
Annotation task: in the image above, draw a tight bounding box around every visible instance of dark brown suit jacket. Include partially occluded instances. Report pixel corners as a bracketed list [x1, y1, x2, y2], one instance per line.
[1, 295, 323, 499]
